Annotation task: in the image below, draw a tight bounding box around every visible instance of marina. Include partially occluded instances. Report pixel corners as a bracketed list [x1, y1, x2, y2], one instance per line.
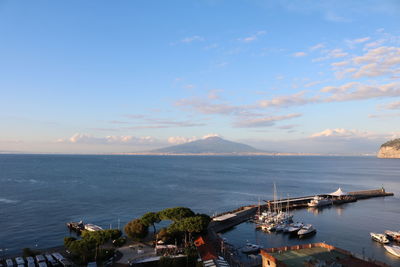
[209, 187, 393, 233]
[205, 187, 397, 266]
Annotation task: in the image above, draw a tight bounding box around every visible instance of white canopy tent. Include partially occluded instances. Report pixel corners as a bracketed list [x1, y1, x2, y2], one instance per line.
[328, 187, 347, 197]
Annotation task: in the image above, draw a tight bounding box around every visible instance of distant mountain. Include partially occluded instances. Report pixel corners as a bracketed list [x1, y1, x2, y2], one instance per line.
[377, 138, 400, 158]
[152, 136, 264, 154]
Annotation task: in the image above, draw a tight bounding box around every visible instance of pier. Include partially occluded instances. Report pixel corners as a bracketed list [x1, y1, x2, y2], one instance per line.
[209, 187, 394, 234]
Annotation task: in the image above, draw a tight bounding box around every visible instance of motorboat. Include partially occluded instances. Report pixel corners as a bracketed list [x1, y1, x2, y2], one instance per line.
[5, 259, 14, 267]
[266, 224, 276, 232]
[287, 222, 304, 234]
[261, 223, 275, 232]
[383, 245, 400, 257]
[298, 224, 316, 237]
[385, 230, 400, 242]
[275, 223, 287, 232]
[308, 196, 332, 207]
[26, 257, 35, 264]
[370, 232, 389, 244]
[15, 257, 25, 265]
[35, 255, 46, 263]
[45, 254, 58, 266]
[84, 223, 103, 231]
[241, 242, 261, 254]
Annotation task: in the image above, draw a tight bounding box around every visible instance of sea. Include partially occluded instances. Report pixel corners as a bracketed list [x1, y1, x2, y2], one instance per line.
[0, 155, 399, 265]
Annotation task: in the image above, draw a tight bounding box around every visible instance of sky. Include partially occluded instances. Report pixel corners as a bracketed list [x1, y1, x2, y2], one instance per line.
[0, 0, 399, 154]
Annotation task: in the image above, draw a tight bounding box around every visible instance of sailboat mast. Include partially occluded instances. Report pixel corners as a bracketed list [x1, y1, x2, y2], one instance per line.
[273, 182, 277, 213]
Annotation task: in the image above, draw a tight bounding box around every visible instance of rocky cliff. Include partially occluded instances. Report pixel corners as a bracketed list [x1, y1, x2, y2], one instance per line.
[377, 139, 400, 158]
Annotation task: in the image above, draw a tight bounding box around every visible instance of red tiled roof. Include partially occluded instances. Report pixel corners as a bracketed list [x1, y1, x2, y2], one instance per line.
[194, 236, 218, 261]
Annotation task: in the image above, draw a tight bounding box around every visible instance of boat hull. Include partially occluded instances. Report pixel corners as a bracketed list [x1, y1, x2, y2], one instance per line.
[384, 245, 400, 257]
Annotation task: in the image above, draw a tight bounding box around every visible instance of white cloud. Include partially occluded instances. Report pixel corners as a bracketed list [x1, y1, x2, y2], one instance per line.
[202, 133, 221, 139]
[258, 81, 400, 109]
[259, 91, 320, 108]
[207, 89, 223, 100]
[234, 113, 301, 128]
[350, 46, 400, 78]
[304, 80, 322, 88]
[293, 52, 307, 57]
[311, 128, 373, 139]
[167, 133, 220, 145]
[167, 136, 198, 145]
[310, 43, 325, 51]
[313, 48, 348, 62]
[368, 113, 400, 119]
[331, 61, 349, 67]
[364, 39, 385, 49]
[57, 133, 157, 145]
[346, 37, 371, 48]
[238, 31, 266, 43]
[180, 35, 204, 43]
[322, 82, 400, 102]
[175, 97, 242, 115]
[382, 101, 400, 110]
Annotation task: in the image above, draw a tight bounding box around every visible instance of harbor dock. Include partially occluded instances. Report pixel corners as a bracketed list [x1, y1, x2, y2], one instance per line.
[203, 187, 395, 267]
[209, 187, 393, 234]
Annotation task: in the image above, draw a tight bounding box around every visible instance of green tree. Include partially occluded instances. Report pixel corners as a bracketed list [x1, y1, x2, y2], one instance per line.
[124, 219, 148, 240]
[167, 215, 210, 246]
[159, 207, 195, 222]
[64, 229, 121, 264]
[141, 212, 161, 233]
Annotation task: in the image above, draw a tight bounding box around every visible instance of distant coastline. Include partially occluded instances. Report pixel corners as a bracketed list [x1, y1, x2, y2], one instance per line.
[0, 152, 377, 156]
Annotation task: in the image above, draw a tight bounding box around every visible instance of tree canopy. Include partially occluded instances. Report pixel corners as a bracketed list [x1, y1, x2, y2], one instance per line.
[124, 218, 148, 240]
[159, 207, 195, 222]
[63, 229, 120, 264]
[141, 212, 161, 233]
[382, 138, 400, 149]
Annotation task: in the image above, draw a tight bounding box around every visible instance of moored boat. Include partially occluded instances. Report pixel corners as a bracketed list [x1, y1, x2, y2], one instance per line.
[275, 223, 287, 232]
[383, 245, 400, 257]
[370, 232, 389, 244]
[84, 223, 103, 231]
[308, 196, 332, 207]
[241, 242, 261, 254]
[287, 222, 303, 234]
[298, 224, 316, 237]
[385, 230, 400, 242]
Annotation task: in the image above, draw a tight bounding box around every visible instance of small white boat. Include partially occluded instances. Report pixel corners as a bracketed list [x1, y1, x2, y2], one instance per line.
[45, 254, 58, 266]
[84, 223, 103, 231]
[15, 257, 25, 265]
[241, 242, 261, 254]
[35, 255, 46, 263]
[26, 257, 35, 264]
[275, 223, 287, 232]
[298, 224, 316, 236]
[370, 232, 390, 244]
[287, 222, 303, 234]
[384, 245, 400, 257]
[308, 196, 332, 207]
[385, 230, 400, 242]
[261, 223, 275, 232]
[5, 259, 14, 267]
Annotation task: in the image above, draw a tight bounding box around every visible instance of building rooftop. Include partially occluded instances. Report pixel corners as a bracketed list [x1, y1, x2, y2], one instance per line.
[261, 243, 389, 267]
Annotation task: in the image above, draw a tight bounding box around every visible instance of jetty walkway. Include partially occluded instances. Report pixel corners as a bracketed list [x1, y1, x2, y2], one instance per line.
[209, 188, 393, 234]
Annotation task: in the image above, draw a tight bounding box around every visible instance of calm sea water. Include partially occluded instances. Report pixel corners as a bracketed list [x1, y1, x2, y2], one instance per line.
[0, 155, 399, 265]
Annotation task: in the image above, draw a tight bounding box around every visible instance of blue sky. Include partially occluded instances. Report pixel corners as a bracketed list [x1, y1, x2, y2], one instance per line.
[0, 0, 399, 154]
